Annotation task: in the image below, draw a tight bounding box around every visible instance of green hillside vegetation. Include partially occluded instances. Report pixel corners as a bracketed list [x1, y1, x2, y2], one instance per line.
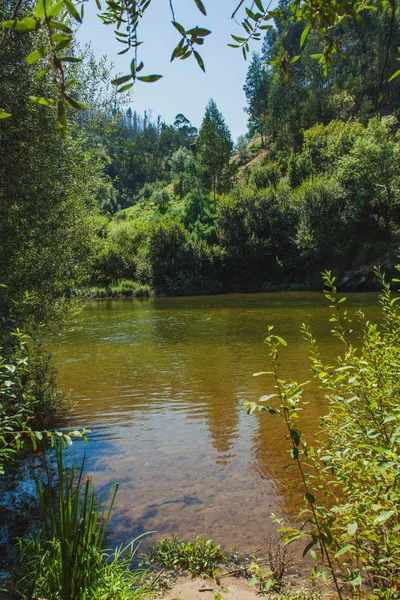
[76, 0, 400, 297]
[87, 114, 400, 297]
[2, 0, 400, 597]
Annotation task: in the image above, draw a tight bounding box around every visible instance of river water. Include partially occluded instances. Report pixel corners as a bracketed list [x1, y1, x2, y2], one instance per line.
[51, 292, 380, 554]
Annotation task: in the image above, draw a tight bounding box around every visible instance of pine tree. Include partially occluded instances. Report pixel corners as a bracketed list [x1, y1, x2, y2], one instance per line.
[197, 99, 233, 200]
[243, 53, 272, 145]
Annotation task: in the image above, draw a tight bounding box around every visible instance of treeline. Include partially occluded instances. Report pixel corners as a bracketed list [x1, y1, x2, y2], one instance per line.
[2, 0, 400, 312]
[80, 0, 400, 296]
[89, 115, 400, 296]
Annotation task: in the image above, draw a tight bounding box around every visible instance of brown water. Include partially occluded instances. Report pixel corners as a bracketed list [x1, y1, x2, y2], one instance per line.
[51, 292, 380, 554]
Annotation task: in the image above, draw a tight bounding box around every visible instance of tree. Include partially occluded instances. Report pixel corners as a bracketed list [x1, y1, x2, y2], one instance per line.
[243, 53, 272, 144]
[0, 2, 99, 327]
[197, 99, 233, 200]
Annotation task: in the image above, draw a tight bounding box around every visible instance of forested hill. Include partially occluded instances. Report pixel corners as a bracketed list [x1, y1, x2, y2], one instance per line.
[83, 0, 400, 297]
[2, 0, 400, 305]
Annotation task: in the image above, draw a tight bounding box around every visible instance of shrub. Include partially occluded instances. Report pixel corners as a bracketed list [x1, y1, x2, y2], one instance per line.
[250, 161, 280, 190]
[148, 534, 225, 578]
[247, 270, 400, 598]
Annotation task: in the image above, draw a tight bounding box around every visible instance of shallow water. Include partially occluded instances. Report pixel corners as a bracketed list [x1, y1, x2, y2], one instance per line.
[51, 292, 380, 554]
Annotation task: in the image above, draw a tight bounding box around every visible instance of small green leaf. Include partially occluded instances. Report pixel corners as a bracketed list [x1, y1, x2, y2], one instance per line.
[64, 0, 82, 22]
[60, 56, 82, 62]
[64, 95, 89, 109]
[389, 69, 400, 82]
[29, 95, 56, 106]
[335, 544, 353, 558]
[117, 82, 134, 92]
[137, 74, 163, 82]
[2, 16, 37, 31]
[193, 0, 206, 16]
[0, 109, 11, 119]
[374, 510, 395, 525]
[172, 21, 185, 35]
[111, 74, 133, 86]
[300, 23, 310, 47]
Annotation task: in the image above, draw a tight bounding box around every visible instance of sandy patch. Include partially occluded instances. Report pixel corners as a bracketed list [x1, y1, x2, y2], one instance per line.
[160, 575, 262, 600]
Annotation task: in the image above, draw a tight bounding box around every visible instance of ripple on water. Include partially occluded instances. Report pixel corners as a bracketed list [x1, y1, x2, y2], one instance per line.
[51, 292, 380, 555]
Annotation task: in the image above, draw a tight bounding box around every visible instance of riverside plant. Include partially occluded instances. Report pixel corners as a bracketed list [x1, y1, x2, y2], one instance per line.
[246, 269, 400, 599]
[12, 441, 150, 600]
[148, 534, 226, 578]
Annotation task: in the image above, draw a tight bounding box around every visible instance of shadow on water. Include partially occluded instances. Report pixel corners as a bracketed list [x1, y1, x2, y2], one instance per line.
[51, 292, 380, 554]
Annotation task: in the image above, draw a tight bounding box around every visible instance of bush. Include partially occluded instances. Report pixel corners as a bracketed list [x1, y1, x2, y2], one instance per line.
[250, 161, 280, 190]
[0, 290, 68, 474]
[247, 270, 400, 598]
[148, 534, 225, 578]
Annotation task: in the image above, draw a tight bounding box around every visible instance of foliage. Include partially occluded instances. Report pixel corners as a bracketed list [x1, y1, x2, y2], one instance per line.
[247, 539, 292, 593]
[12, 442, 150, 599]
[0, 290, 73, 475]
[246, 269, 400, 598]
[81, 280, 152, 298]
[148, 534, 225, 578]
[0, 13, 99, 328]
[196, 99, 234, 200]
[2, 0, 400, 136]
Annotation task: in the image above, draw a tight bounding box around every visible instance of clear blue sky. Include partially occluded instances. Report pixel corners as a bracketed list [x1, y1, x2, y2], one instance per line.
[77, 0, 273, 140]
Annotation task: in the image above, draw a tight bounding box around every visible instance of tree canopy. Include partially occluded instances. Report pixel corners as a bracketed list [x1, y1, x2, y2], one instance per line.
[1, 0, 399, 132]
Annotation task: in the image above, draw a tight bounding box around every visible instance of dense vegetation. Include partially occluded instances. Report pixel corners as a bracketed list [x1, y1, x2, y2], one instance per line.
[70, 0, 400, 297]
[2, 0, 400, 597]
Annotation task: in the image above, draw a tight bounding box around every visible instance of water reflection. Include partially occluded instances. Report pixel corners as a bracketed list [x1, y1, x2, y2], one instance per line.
[51, 292, 380, 553]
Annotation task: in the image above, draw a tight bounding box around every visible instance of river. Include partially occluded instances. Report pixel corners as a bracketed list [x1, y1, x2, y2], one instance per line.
[51, 292, 380, 554]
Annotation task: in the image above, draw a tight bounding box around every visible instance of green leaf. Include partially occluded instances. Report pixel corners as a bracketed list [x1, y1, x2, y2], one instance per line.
[335, 544, 353, 558]
[117, 82, 134, 92]
[2, 16, 37, 31]
[29, 96, 56, 106]
[172, 21, 185, 35]
[349, 573, 362, 587]
[137, 74, 163, 82]
[186, 27, 211, 37]
[0, 108, 12, 119]
[60, 56, 82, 62]
[48, 19, 73, 33]
[193, 50, 205, 71]
[64, 0, 82, 22]
[63, 95, 90, 109]
[48, 1, 65, 17]
[254, 0, 264, 10]
[300, 23, 310, 47]
[111, 74, 133, 86]
[374, 510, 395, 525]
[305, 492, 315, 504]
[389, 69, 400, 82]
[193, 0, 206, 16]
[34, 0, 46, 18]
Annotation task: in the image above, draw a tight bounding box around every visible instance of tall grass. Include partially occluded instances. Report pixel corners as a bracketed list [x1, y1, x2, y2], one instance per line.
[12, 443, 150, 600]
[79, 280, 152, 299]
